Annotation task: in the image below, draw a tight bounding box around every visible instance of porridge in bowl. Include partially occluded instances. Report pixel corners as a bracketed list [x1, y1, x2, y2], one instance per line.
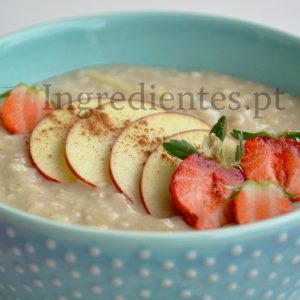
[0, 65, 300, 231]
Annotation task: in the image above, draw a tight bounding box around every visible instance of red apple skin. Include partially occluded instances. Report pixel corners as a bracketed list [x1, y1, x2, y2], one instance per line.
[65, 100, 164, 189]
[109, 113, 210, 207]
[64, 152, 96, 188]
[28, 148, 60, 183]
[139, 174, 151, 214]
[108, 161, 134, 203]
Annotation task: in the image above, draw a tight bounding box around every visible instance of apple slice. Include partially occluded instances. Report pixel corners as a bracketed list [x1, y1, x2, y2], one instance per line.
[65, 100, 164, 186]
[30, 99, 103, 182]
[141, 129, 237, 218]
[109, 113, 210, 206]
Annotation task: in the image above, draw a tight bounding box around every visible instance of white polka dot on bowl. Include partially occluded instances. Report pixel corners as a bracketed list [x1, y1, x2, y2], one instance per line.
[28, 263, 39, 273]
[185, 251, 197, 261]
[89, 266, 101, 276]
[139, 250, 151, 260]
[163, 260, 174, 270]
[64, 252, 76, 263]
[251, 250, 262, 259]
[112, 259, 123, 268]
[244, 288, 255, 298]
[111, 277, 123, 287]
[69, 270, 81, 279]
[180, 290, 191, 298]
[227, 282, 237, 292]
[185, 269, 197, 279]
[91, 285, 102, 294]
[267, 272, 277, 281]
[277, 233, 288, 244]
[208, 273, 219, 283]
[226, 265, 238, 275]
[89, 247, 101, 257]
[291, 255, 300, 265]
[33, 279, 43, 288]
[45, 259, 56, 268]
[72, 290, 82, 298]
[45, 240, 57, 250]
[139, 289, 151, 298]
[5, 228, 16, 238]
[24, 243, 35, 254]
[139, 268, 150, 278]
[204, 257, 216, 267]
[247, 269, 258, 279]
[273, 254, 283, 264]
[51, 278, 62, 287]
[161, 278, 173, 288]
[231, 245, 243, 256]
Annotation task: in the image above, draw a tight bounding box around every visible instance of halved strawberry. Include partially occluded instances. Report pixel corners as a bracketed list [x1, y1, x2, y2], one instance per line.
[233, 181, 292, 224]
[170, 153, 244, 230]
[1, 83, 52, 134]
[241, 137, 300, 201]
[284, 141, 300, 200]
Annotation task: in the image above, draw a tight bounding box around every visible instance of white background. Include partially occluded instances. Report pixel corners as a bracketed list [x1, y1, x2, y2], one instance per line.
[0, 0, 300, 38]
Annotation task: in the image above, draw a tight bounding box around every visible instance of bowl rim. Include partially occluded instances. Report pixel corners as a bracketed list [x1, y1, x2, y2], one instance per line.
[1, 11, 300, 241]
[1, 10, 300, 42]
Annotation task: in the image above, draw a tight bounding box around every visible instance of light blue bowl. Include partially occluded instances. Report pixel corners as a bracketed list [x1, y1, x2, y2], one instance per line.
[0, 12, 300, 300]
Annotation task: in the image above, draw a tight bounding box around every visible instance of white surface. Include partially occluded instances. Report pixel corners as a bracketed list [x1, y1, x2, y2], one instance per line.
[0, 0, 300, 37]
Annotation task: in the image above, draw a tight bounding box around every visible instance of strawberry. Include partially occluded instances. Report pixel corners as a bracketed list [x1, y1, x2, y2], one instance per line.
[1, 83, 52, 134]
[233, 181, 292, 224]
[284, 141, 300, 200]
[241, 137, 300, 201]
[170, 153, 244, 230]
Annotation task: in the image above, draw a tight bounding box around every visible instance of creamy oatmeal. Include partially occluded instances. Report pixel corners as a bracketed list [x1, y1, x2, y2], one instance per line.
[45, 65, 300, 132]
[0, 65, 299, 231]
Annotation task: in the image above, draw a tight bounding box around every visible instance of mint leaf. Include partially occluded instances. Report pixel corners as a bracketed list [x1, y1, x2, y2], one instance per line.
[227, 187, 242, 201]
[209, 116, 227, 142]
[284, 190, 297, 199]
[284, 132, 300, 142]
[231, 129, 300, 142]
[163, 139, 199, 160]
[235, 133, 244, 163]
[231, 129, 273, 140]
[0, 89, 11, 99]
[224, 184, 243, 201]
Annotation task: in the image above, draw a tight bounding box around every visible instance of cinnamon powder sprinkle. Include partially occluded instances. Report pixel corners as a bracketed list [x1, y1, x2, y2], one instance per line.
[160, 152, 177, 165]
[66, 105, 76, 115]
[161, 153, 168, 160]
[143, 150, 152, 157]
[123, 119, 131, 127]
[47, 113, 64, 125]
[82, 111, 118, 136]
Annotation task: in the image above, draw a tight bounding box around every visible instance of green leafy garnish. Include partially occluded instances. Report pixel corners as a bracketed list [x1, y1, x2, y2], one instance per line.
[284, 190, 297, 199]
[162, 117, 229, 161]
[231, 128, 300, 165]
[163, 139, 199, 160]
[0, 89, 11, 99]
[226, 180, 298, 201]
[209, 116, 227, 142]
[231, 129, 272, 140]
[225, 185, 242, 201]
[202, 133, 225, 164]
[235, 133, 244, 163]
[231, 129, 300, 142]
[284, 132, 300, 142]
